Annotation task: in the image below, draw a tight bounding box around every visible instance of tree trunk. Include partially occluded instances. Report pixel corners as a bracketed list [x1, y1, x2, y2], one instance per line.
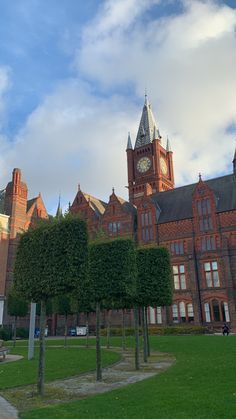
[145, 307, 150, 357]
[13, 316, 17, 348]
[64, 314, 68, 348]
[141, 307, 148, 363]
[134, 306, 140, 370]
[106, 310, 111, 349]
[37, 300, 46, 396]
[122, 308, 126, 351]
[86, 312, 89, 348]
[96, 301, 102, 381]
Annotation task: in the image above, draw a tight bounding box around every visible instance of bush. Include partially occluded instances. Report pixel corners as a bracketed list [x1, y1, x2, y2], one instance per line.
[149, 325, 207, 335]
[100, 327, 142, 336]
[0, 326, 12, 341]
[100, 325, 207, 336]
[16, 327, 29, 339]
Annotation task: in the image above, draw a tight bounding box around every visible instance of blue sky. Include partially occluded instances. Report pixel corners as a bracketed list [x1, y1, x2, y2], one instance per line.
[0, 0, 236, 214]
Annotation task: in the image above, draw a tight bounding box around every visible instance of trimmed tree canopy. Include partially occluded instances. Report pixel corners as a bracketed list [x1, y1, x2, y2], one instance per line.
[88, 238, 137, 305]
[7, 287, 28, 318]
[136, 246, 173, 307]
[14, 216, 88, 302]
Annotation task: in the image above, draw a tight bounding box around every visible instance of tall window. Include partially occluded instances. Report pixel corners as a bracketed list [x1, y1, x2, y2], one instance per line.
[187, 304, 194, 322]
[197, 198, 213, 231]
[204, 300, 230, 322]
[108, 222, 121, 235]
[201, 236, 216, 251]
[156, 307, 162, 324]
[172, 301, 194, 323]
[170, 241, 184, 255]
[173, 265, 186, 290]
[141, 211, 153, 242]
[204, 261, 220, 287]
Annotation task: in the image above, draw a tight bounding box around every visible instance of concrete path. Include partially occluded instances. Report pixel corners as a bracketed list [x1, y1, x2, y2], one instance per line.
[0, 347, 175, 415]
[0, 396, 18, 419]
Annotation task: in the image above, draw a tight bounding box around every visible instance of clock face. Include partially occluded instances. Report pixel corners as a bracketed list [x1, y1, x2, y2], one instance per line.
[160, 157, 168, 175]
[137, 157, 151, 173]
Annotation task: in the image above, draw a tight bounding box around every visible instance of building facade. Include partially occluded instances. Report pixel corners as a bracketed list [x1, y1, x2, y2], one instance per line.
[71, 97, 236, 330]
[0, 168, 48, 324]
[0, 98, 236, 330]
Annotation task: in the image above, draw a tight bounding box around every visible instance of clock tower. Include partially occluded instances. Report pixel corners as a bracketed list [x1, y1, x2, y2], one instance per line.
[126, 96, 174, 205]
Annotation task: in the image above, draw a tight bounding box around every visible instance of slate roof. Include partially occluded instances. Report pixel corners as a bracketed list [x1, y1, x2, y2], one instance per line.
[83, 193, 107, 216]
[151, 174, 236, 224]
[27, 197, 38, 212]
[135, 96, 160, 149]
[116, 196, 137, 215]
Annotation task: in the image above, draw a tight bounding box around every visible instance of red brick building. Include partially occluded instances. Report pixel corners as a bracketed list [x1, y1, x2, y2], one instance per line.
[0, 168, 48, 324]
[71, 96, 236, 330]
[0, 97, 236, 331]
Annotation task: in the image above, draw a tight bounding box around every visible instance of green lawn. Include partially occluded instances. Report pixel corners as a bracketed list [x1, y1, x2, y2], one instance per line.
[19, 335, 236, 419]
[0, 346, 120, 389]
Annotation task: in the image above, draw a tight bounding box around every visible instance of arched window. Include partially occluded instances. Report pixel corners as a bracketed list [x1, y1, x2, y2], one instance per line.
[179, 302, 186, 322]
[172, 302, 194, 323]
[172, 304, 178, 322]
[222, 302, 230, 322]
[204, 300, 230, 323]
[156, 307, 162, 324]
[212, 299, 220, 322]
[187, 304, 194, 322]
[204, 303, 211, 322]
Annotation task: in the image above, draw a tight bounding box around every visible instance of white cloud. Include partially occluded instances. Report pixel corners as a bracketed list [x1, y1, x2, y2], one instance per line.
[2, 80, 139, 211]
[77, 0, 236, 184]
[0, 66, 11, 119]
[1, 0, 236, 214]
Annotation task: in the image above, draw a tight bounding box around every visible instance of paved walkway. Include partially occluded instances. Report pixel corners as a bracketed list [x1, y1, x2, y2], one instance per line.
[0, 347, 175, 415]
[0, 396, 18, 419]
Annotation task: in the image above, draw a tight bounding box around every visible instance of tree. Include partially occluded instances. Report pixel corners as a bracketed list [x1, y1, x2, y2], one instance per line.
[136, 245, 173, 362]
[14, 216, 88, 396]
[7, 287, 28, 347]
[87, 238, 137, 381]
[53, 295, 73, 347]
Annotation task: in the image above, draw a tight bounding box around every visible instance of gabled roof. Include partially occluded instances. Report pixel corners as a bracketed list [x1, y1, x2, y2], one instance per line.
[27, 197, 38, 212]
[116, 195, 137, 215]
[151, 174, 236, 224]
[135, 96, 160, 149]
[83, 193, 107, 216]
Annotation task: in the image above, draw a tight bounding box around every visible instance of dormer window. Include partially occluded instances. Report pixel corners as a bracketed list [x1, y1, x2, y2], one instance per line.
[197, 198, 213, 231]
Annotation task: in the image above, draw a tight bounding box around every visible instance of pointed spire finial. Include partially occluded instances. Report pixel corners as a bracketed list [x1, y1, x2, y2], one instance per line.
[126, 132, 133, 150]
[144, 88, 148, 106]
[166, 136, 171, 152]
[112, 187, 115, 194]
[199, 173, 202, 181]
[78, 183, 80, 191]
[153, 126, 157, 140]
[56, 194, 63, 218]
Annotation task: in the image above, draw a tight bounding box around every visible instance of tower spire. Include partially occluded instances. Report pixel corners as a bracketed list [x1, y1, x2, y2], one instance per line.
[135, 96, 160, 149]
[56, 194, 63, 218]
[126, 132, 133, 150]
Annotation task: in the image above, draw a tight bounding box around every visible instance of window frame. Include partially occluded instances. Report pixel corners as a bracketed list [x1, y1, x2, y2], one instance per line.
[172, 264, 186, 290]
